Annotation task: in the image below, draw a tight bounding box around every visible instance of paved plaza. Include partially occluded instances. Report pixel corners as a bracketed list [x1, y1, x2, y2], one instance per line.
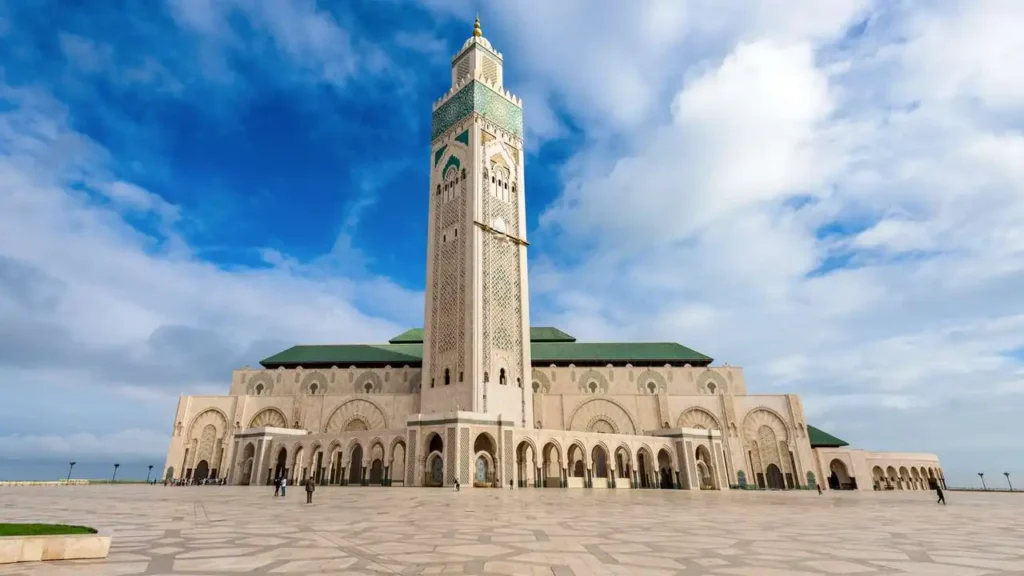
[1, 486, 1023, 575]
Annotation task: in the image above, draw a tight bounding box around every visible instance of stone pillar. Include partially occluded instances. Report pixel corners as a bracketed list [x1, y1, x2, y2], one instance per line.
[383, 466, 390, 487]
[340, 465, 347, 486]
[361, 465, 368, 486]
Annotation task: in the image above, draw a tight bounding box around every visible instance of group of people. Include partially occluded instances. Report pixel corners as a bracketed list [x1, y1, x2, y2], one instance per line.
[273, 476, 317, 503]
[164, 477, 225, 486]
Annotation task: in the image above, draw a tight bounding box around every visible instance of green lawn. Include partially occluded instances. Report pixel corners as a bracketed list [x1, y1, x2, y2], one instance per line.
[0, 523, 97, 537]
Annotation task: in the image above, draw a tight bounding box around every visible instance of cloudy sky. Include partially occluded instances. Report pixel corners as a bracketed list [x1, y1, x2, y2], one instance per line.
[0, 0, 1021, 487]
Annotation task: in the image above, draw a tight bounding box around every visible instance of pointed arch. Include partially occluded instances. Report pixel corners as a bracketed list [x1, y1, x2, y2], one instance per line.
[323, 399, 388, 433]
[187, 408, 229, 441]
[568, 398, 637, 435]
[247, 407, 287, 429]
[677, 407, 722, 430]
[742, 408, 789, 442]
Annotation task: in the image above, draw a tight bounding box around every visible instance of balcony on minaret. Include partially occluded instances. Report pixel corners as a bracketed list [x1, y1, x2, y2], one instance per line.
[450, 16, 504, 90]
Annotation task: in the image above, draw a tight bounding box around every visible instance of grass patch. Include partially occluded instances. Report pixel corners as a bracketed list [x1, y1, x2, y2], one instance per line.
[0, 524, 97, 537]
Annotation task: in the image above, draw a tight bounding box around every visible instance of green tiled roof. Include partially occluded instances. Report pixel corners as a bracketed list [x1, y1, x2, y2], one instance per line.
[261, 337, 713, 369]
[531, 342, 709, 364]
[808, 425, 849, 448]
[261, 344, 424, 367]
[529, 327, 576, 343]
[388, 329, 425, 344]
[387, 327, 578, 344]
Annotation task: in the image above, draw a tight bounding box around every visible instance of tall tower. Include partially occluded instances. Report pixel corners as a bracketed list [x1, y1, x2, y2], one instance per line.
[421, 17, 532, 429]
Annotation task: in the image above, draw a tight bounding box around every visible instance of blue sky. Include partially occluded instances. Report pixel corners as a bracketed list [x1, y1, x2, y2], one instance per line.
[1, 0, 1022, 487]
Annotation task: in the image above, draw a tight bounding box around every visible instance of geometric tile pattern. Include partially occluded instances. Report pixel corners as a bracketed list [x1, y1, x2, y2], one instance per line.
[432, 81, 523, 141]
[2, 486, 1022, 575]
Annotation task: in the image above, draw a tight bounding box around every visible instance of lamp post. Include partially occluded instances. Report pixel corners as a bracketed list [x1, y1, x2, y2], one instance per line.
[112, 463, 120, 482]
[1005, 472, 1013, 492]
[146, 465, 154, 483]
[978, 472, 986, 490]
[66, 461, 76, 483]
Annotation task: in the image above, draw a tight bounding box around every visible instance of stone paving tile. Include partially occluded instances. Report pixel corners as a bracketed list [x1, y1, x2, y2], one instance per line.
[1, 486, 1023, 574]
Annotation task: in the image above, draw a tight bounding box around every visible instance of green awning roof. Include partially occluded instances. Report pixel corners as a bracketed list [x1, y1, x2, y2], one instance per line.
[260, 338, 713, 368]
[808, 425, 849, 448]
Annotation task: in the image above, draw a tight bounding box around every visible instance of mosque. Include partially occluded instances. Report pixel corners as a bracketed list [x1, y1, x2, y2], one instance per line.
[163, 19, 944, 493]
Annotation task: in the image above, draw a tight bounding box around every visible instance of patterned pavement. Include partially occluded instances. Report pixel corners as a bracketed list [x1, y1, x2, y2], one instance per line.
[1, 485, 1023, 575]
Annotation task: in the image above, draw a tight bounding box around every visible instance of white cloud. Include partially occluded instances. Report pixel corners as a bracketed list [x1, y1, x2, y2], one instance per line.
[167, 0, 391, 87]
[0, 429, 170, 460]
[454, 0, 1024, 485]
[0, 83, 420, 459]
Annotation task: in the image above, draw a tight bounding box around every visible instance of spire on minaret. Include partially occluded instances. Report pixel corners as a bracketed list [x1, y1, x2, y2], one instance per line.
[473, 14, 483, 37]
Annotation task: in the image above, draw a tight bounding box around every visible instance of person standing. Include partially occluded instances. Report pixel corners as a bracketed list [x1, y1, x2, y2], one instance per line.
[305, 477, 316, 504]
[280, 477, 287, 498]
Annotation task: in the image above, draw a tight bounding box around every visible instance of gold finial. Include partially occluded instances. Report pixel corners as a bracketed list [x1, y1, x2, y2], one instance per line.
[473, 14, 483, 37]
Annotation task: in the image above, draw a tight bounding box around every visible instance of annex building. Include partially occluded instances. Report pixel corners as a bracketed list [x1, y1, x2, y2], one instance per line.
[164, 19, 943, 494]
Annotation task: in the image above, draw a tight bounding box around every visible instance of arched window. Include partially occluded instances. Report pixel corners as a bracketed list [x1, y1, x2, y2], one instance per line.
[517, 377, 522, 388]
[647, 382, 656, 394]
[444, 369, 450, 386]
[430, 378, 435, 388]
[588, 381, 597, 393]
[436, 185, 440, 196]
[532, 382, 540, 392]
[483, 372, 489, 383]
[364, 382, 373, 393]
[459, 371, 464, 382]
[499, 368, 507, 385]
[255, 383, 264, 396]
[707, 382, 717, 394]
[461, 167, 466, 179]
[309, 383, 318, 395]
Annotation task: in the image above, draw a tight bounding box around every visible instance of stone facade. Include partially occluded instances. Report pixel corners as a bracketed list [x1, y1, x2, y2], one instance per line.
[163, 19, 943, 494]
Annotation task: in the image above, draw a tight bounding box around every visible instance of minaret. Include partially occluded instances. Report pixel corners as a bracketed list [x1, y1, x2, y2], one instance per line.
[421, 17, 532, 429]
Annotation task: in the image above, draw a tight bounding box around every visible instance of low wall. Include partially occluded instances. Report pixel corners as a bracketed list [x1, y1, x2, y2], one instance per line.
[0, 530, 111, 564]
[0, 480, 91, 487]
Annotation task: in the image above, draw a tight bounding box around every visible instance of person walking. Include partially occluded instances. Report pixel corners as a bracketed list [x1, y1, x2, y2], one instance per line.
[305, 477, 316, 504]
[274, 476, 281, 497]
[280, 477, 287, 498]
[816, 484, 823, 495]
[936, 484, 945, 505]
[453, 478, 460, 492]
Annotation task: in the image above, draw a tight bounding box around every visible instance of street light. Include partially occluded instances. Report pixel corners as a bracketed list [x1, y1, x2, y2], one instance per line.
[66, 461, 76, 483]
[978, 472, 986, 490]
[112, 463, 120, 482]
[146, 465, 154, 483]
[1006, 472, 1013, 492]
